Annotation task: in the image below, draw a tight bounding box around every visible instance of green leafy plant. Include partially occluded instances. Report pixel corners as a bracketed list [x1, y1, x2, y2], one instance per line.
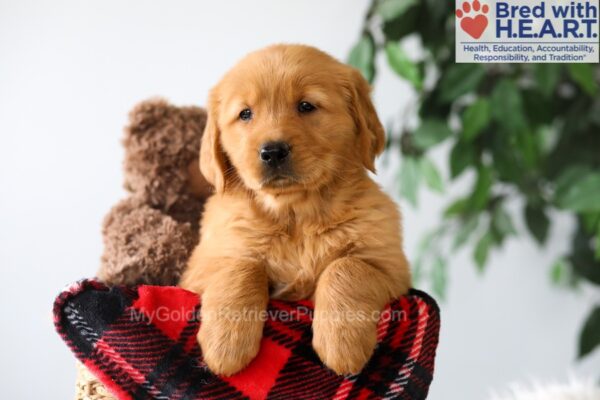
[349, 0, 600, 359]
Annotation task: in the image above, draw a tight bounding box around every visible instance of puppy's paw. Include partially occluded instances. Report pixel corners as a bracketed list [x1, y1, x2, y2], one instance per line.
[312, 316, 377, 375]
[198, 316, 263, 376]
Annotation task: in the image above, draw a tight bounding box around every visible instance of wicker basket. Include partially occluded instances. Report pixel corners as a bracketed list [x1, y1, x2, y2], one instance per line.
[75, 363, 115, 400]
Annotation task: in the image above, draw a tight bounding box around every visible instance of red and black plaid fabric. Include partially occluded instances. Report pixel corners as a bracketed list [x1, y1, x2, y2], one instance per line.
[54, 279, 440, 400]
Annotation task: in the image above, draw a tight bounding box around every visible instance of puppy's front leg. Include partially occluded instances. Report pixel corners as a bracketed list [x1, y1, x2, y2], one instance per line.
[312, 257, 400, 375]
[198, 260, 268, 376]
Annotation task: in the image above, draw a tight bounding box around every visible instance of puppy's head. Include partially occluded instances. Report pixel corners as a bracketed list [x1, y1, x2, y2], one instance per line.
[200, 44, 384, 201]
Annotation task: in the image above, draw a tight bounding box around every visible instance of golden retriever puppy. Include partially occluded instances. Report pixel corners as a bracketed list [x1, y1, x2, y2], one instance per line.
[180, 44, 411, 376]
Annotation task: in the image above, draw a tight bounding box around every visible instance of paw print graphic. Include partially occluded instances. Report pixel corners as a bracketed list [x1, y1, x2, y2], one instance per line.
[456, 0, 489, 39]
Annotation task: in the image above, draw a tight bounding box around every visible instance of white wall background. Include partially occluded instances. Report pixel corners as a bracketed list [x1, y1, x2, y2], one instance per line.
[0, 1, 598, 399]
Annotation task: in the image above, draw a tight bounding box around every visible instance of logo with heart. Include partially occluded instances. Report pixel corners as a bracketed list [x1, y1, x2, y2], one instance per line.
[456, 0, 490, 39]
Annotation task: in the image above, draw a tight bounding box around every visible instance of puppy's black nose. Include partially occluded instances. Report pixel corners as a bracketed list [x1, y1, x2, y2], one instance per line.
[260, 141, 290, 168]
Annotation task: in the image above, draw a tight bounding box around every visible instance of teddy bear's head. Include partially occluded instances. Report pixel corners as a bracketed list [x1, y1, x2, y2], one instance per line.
[123, 98, 212, 224]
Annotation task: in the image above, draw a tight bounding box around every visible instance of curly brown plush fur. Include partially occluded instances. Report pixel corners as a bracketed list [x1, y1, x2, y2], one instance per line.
[97, 98, 210, 286]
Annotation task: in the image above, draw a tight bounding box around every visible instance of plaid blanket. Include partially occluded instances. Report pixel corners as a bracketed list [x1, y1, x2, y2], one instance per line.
[54, 279, 440, 400]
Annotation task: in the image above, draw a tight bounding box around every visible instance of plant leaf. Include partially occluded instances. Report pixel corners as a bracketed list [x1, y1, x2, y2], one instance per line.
[348, 34, 376, 83]
[382, 4, 420, 41]
[474, 232, 493, 272]
[420, 87, 452, 119]
[398, 156, 420, 207]
[462, 99, 491, 141]
[523, 89, 554, 126]
[550, 257, 568, 285]
[569, 226, 600, 285]
[469, 166, 493, 210]
[596, 230, 600, 261]
[439, 64, 485, 103]
[453, 215, 479, 250]
[555, 171, 600, 212]
[554, 165, 592, 192]
[413, 229, 441, 286]
[413, 119, 452, 150]
[491, 79, 526, 132]
[444, 198, 469, 217]
[568, 64, 598, 96]
[524, 204, 550, 245]
[449, 140, 476, 178]
[492, 206, 517, 240]
[376, 0, 418, 21]
[581, 213, 600, 260]
[533, 64, 562, 98]
[415, 225, 449, 281]
[420, 157, 444, 193]
[515, 129, 541, 169]
[582, 212, 600, 234]
[385, 42, 422, 89]
[431, 255, 447, 300]
[578, 306, 600, 358]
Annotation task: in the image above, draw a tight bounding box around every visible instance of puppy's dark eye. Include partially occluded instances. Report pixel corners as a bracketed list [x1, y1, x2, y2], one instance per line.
[298, 101, 316, 113]
[239, 108, 253, 121]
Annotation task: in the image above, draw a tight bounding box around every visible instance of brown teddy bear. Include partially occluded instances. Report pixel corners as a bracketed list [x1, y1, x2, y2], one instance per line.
[97, 98, 211, 286]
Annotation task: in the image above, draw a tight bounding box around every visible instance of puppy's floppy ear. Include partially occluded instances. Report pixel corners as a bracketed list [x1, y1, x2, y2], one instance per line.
[346, 68, 385, 172]
[200, 89, 227, 192]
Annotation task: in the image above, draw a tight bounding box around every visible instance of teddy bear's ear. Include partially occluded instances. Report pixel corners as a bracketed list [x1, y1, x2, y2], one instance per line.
[200, 91, 227, 193]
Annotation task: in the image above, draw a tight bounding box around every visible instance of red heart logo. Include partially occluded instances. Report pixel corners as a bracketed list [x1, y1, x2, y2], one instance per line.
[460, 14, 488, 39]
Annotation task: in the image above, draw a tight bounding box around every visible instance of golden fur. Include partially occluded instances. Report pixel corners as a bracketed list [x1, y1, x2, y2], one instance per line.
[180, 44, 411, 376]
